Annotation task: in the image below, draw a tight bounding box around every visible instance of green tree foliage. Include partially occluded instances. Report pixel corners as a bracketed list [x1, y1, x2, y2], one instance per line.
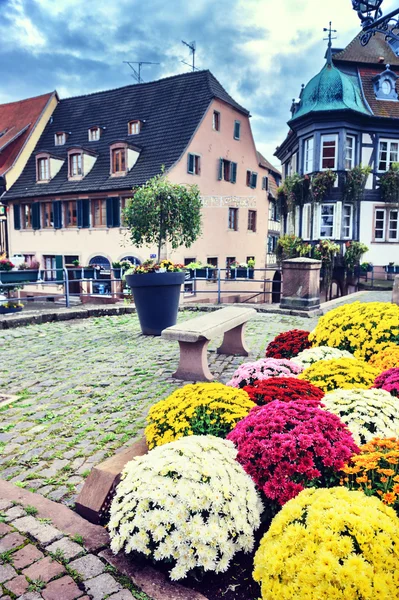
[123, 172, 202, 262]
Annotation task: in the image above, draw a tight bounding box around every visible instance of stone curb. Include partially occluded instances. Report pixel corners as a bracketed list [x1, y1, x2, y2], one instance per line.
[0, 302, 322, 330]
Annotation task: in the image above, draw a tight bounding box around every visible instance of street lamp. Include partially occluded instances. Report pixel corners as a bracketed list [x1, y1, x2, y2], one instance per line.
[351, 0, 399, 46]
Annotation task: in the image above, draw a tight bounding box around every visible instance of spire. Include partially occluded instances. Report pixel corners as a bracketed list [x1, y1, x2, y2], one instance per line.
[323, 21, 337, 67]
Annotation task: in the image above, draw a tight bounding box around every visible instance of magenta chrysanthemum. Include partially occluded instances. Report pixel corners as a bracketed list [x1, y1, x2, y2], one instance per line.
[373, 368, 399, 397]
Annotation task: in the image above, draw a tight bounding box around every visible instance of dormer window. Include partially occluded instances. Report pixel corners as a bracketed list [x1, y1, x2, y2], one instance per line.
[69, 153, 83, 177]
[37, 157, 49, 181]
[88, 127, 100, 141]
[373, 65, 399, 101]
[112, 147, 126, 174]
[128, 120, 141, 135]
[55, 132, 67, 146]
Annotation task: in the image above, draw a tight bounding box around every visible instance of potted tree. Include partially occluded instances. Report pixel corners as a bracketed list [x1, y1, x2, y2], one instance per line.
[123, 172, 202, 335]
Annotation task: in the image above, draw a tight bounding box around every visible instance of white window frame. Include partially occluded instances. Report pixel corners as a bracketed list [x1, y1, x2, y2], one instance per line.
[342, 204, 353, 239]
[304, 137, 314, 174]
[378, 138, 399, 172]
[374, 208, 386, 242]
[345, 135, 356, 170]
[55, 132, 66, 146]
[88, 127, 100, 141]
[233, 120, 241, 140]
[320, 134, 338, 171]
[388, 208, 399, 242]
[302, 203, 312, 240]
[319, 203, 335, 238]
[38, 158, 50, 181]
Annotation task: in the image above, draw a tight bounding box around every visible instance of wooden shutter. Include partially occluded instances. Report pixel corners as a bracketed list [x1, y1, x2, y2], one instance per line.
[218, 158, 223, 180]
[251, 173, 258, 188]
[77, 200, 90, 228]
[187, 154, 194, 174]
[55, 255, 64, 281]
[231, 162, 237, 184]
[106, 197, 114, 228]
[13, 204, 21, 230]
[77, 200, 83, 228]
[32, 203, 41, 230]
[112, 197, 120, 228]
[52, 202, 62, 229]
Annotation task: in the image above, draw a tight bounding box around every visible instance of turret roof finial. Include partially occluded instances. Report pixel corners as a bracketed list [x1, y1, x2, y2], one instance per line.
[323, 21, 337, 67]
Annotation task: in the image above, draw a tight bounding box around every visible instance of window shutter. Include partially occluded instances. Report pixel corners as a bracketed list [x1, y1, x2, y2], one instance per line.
[187, 153, 194, 174]
[231, 162, 237, 184]
[55, 255, 64, 281]
[13, 204, 21, 230]
[77, 200, 83, 228]
[262, 176, 266, 190]
[53, 201, 62, 229]
[218, 158, 223, 180]
[112, 197, 120, 228]
[251, 173, 258, 188]
[265, 176, 269, 191]
[32, 203, 41, 230]
[82, 199, 90, 228]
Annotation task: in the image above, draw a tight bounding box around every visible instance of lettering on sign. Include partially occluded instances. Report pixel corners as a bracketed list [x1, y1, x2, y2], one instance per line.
[201, 196, 257, 208]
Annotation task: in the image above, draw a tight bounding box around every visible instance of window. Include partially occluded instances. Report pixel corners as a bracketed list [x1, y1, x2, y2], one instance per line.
[269, 200, 280, 222]
[219, 159, 237, 183]
[262, 176, 269, 191]
[42, 203, 54, 228]
[184, 257, 196, 266]
[128, 120, 141, 135]
[92, 199, 107, 227]
[248, 210, 257, 232]
[234, 120, 241, 140]
[345, 135, 355, 170]
[343, 204, 353, 239]
[37, 158, 49, 181]
[378, 139, 399, 171]
[213, 111, 220, 131]
[187, 153, 201, 175]
[246, 171, 258, 188]
[112, 148, 126, 174]
[21, 204, 32, 229]
[228, 207, 238, 231]
[55, 132, 66, 146]
[320, 204, 335, 238]
[268, 234, 278, 254]
[321, 135, 338, 170]
[64, 201, 78, 227]
[207, 257, 218, 267]
[374, 207, 399, 241]
[304, 137, 314, 174]
[69, 153, 83, 177]
[89, 127, 100, 141]
[44, 256, 57, 281]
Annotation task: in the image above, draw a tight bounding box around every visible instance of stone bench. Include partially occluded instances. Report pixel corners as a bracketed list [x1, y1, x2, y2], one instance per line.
[161, 306, 256, 381]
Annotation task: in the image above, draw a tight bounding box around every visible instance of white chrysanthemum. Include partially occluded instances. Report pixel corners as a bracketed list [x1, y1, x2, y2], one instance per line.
[322, 388, 399, 445]
[292, 346, 356, 368]
[108, 435, 263, 580]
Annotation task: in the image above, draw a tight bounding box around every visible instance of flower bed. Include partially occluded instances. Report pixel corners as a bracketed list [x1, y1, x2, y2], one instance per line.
[227, 358, 303, 388]
[291, 345, 355, 368]
[265, 329, 311, 359]
[369, 346, 399, 372]
[109, 435, 263, 581]
[322, 388, 399, 444]
[253, 487, 399, 599]
[145, 383, 255, 448]
[227, 401, 357, 511]
[243, 377, 324, 406]
[341, 437, 399, 515]
[309, 301, 399, 360]
[373, 368, 399, 397]
[299, 358, 379, 392]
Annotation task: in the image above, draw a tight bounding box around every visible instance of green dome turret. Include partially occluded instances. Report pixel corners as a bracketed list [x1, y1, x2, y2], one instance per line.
[290, 62, 370, 121]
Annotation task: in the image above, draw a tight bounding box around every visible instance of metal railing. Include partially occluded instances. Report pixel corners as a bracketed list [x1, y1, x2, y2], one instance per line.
[0, 267, 283, 309]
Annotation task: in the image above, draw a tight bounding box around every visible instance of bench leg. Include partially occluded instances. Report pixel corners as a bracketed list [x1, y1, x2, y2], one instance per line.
[173, 340, 214, 382]
[217, 323, 250, 356]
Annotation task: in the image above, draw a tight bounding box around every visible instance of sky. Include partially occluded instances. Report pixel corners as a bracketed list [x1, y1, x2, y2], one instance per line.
[1, 0, 398, 165]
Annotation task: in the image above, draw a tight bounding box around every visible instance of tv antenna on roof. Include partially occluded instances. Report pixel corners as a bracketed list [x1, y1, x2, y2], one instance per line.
[181, 40, 199, 71]
[123, 61, 160, 84]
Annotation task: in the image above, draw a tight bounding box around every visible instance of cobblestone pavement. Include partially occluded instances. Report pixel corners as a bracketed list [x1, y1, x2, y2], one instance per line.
[0, 311, 319, 508]
[321, 290, 392, 311]
[0, 499, 142, 600]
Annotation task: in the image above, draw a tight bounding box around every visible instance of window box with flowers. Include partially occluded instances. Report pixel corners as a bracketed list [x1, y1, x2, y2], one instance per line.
[0, 259, 40, 283]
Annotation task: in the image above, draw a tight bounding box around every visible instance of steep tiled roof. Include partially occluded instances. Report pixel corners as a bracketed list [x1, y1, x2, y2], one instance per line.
[359, 65, 399, 118]
[0, 92, 55, 176]
[256, 151, 281, 176]
[6, 70, 249, 200]
[333, 32, 399, 66]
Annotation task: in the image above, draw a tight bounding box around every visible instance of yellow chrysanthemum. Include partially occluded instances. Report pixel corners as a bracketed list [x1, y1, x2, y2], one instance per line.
[145, 382, 255, 448]
[253, 487, 399, 600]
[369, 346, 399, 372]
[309, 302, 399, 361]
[298, 358, 379, 393]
